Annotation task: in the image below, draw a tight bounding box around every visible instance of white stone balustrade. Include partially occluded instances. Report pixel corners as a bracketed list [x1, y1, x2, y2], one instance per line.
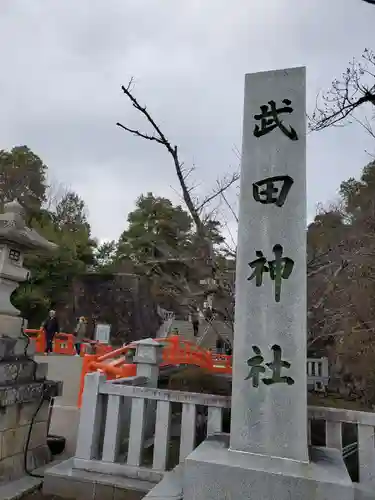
[74, 370, 375, 489]
[309, 406, 375, 486]
[306, 357, 329, 391]
[72, 328, 374, 493]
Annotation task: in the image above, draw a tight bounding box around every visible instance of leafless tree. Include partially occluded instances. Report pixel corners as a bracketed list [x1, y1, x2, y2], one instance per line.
[116, 79, 240, 344]
[310, 49, 375, 140]
[117, 79, 239, 238]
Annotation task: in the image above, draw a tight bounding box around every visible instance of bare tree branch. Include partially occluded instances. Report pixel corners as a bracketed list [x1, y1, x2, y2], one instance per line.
[44, 180, 69, 212]
[117, 82, 205, 237]
[116, 122, 165, 145]
[196, 172, 240, 213]
[220, 187, 239, 224]
[310, 49, 375, 133]
[117, 81, 239, 241]
[116, 79, 243, 325]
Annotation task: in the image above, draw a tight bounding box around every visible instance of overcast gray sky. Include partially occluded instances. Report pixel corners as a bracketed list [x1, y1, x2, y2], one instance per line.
[0, 0, 374, 242]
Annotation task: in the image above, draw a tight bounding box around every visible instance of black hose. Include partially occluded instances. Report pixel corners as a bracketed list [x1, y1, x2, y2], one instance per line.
[23, 391, 46, 479]
[21, 317, 46, 479]
[20, 311, 66, 479]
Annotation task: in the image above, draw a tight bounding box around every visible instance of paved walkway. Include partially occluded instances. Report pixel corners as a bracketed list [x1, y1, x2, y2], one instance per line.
[36, 354, 83, 407]
[36, 354, 83, 457]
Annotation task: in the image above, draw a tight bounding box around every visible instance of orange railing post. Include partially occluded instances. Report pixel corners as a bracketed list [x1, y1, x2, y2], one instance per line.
[54, 333, 76, 355]
[24, 328, 45, 353]
[77, 354, 98, 408]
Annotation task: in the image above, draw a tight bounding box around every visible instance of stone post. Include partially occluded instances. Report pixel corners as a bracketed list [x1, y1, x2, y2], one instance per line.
[229, 67, 308, 462]
[0, 200, 63, 483]
[183, 68, 353, 500]
[133, 338, 162, 385]
[133, 338, 162, 443]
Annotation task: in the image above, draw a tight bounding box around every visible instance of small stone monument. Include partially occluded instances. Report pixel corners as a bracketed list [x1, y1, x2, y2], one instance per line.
[0, 200, 62, 483]
[183, 68, 353, 500]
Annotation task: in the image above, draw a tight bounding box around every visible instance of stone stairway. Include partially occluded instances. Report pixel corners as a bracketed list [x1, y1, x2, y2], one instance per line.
[170, 320, 195, 341]
[156, 311, 175, 338]
[197, 320, 232, 350]
[170, 319, 233, 350]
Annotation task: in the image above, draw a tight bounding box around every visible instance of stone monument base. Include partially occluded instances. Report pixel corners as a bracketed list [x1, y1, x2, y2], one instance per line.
[183, 434, 353, 500]
[0, 335, 63, 483]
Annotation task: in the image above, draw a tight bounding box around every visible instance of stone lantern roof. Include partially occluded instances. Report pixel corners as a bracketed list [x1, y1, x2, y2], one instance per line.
[0, 200, 57, 252]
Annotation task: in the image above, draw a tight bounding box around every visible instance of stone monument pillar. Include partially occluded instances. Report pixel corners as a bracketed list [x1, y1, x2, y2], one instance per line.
[229, 66, 308, 462]
[0, 200, 62, 483]
[183, 68, 353, 500]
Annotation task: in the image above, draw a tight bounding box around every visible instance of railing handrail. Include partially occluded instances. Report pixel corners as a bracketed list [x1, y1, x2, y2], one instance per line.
[196, 313, 217, 346]
[309, 405, 375, 426]
[76, 371, 375, 488]
[99, 381, 231, 407]
[97, 377, 375, 424]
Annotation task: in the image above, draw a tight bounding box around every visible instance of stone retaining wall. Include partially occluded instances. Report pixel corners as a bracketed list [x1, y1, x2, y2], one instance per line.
[0, 399, 51, 482]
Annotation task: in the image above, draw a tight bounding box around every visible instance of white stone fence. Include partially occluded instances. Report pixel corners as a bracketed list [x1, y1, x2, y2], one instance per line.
[307, 357, 329, 392]
[74, 370, 375, 487]
[309, 406, 375, 485]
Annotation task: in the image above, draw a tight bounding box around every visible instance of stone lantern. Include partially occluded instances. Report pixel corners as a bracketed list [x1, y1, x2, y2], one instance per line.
[0, 200, 57, 337]
[0, 200, 63, 485]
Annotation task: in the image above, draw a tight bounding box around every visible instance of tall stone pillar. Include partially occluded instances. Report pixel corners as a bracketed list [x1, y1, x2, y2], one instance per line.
[183, 68, 353, 500]
[230, 66, 308, 462]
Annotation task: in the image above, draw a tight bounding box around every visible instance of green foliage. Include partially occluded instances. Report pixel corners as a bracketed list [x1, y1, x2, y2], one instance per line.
[93, 240, 118, 272]
[190, 218, 225, 252]
[2, 156, 97, 325]
[2, 146, 225, 327]
[13, 209, 94, 325]
[53, 191, 89, 231]
[13, 285, 51, 327]
[339, 160, 375, 222]
[118, 192, 193, 262]
[115, 192, 225, 312]
[117, 192, 224, 263]
[307, 160, 375, 404]
[0, 145, 47, 212]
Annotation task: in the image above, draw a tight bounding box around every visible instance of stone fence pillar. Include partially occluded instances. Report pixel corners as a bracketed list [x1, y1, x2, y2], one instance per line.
[133, 338, 162, 385]
[133, 338, 163, 443]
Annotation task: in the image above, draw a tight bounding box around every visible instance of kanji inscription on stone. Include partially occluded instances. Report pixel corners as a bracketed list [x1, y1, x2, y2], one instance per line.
[252, 175, 293, 207]
[245, 344, 294, 387]
[247, 244, 294, 302]
[253, 99, 298, 141]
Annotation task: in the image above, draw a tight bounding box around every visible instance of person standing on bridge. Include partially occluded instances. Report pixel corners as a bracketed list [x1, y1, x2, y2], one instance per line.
[189, 306, 200, 337]
[42, 309, 60, 355]
[74, 316, 87, 356]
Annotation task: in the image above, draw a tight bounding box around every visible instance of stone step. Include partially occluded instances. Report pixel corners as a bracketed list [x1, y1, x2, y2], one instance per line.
[43, 457, 156, 499]
[171, 319, 233, 350]
[143, 464, 183, 500]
